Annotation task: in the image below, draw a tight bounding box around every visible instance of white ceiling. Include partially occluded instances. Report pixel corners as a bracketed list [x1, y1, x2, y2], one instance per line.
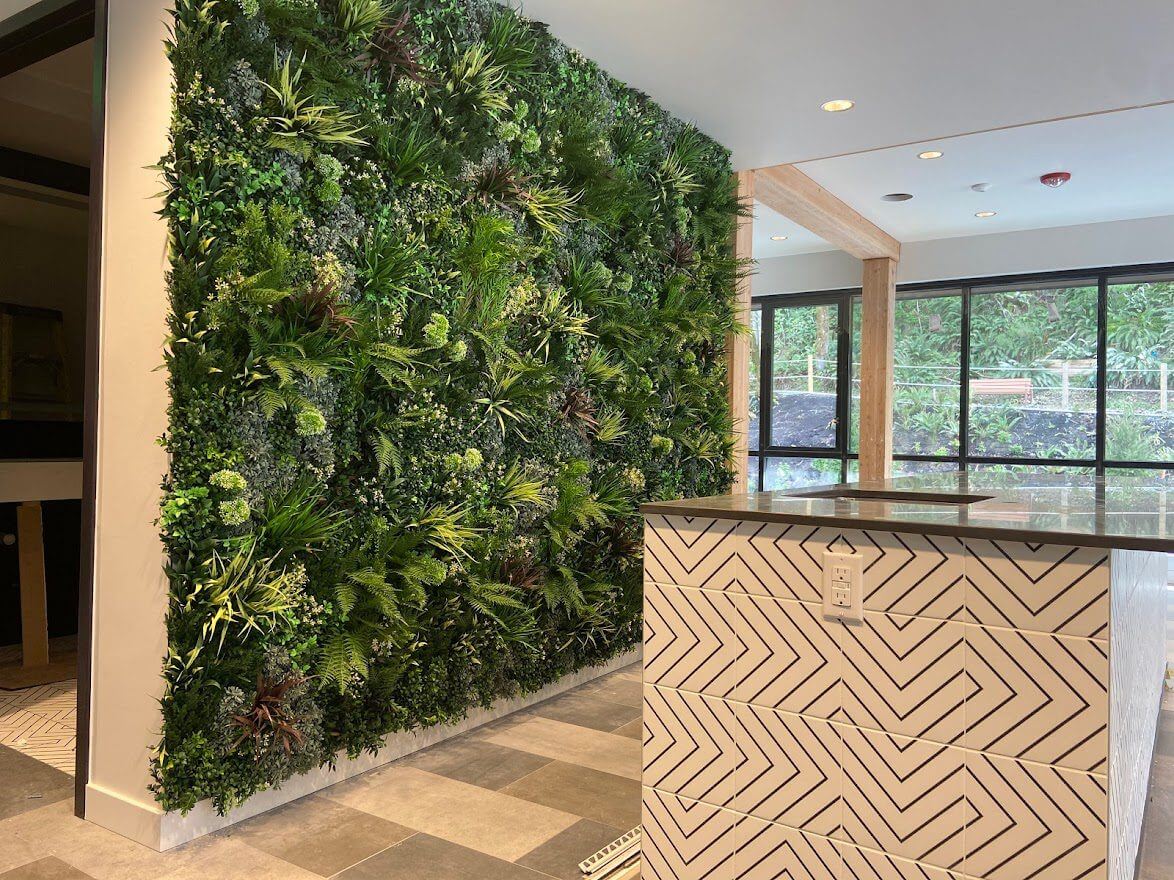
[753, 202, 836, 258]
[514, 0, 1174, 170]
[790, 104, 1174, 249]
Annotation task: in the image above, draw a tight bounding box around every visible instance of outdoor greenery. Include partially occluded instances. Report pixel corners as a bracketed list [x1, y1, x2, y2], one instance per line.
[157, 0, 739, 813]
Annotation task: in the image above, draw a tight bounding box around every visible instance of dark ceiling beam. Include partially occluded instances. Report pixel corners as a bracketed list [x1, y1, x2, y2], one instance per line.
[0, 0, 94, 79]
[0, 145, 89, 195]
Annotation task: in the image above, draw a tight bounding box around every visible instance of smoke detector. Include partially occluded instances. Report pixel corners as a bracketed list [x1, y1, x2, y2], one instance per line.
[1040, 171, 1071, 188]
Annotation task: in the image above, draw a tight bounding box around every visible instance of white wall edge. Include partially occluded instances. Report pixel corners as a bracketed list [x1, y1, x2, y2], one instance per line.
[87, 648, 640, 851]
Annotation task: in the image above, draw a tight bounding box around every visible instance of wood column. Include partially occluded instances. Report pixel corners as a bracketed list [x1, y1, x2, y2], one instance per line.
[858, 257, 897, 480]
[727, 170, 755, 492]
[17, 500, 50, 668]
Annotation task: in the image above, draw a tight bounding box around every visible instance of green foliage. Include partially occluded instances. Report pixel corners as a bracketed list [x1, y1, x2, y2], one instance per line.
[157, 0, 737, 814]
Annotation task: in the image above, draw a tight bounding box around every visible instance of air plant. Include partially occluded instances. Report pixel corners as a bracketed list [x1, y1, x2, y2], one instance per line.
[284, 280, 356, 334]
[467, 162, 581, 235]
[265, 52, 368, 155]
[498, 552, 545, 591]
[668, 234, 696, 270]
[231, 673, 307, 757]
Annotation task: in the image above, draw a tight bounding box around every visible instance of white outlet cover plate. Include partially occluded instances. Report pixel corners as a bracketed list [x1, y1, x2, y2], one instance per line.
[822, 550, 864, 623]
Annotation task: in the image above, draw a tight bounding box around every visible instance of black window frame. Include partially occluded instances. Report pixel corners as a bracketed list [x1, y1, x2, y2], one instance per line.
[749, 261, 1174, 489]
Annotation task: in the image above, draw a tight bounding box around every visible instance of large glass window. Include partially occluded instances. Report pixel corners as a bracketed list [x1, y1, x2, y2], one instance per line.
[751, 266, 1174, 491]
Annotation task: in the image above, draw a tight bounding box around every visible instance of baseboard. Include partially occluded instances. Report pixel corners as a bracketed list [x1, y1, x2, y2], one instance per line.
[88, 649, 637, 850]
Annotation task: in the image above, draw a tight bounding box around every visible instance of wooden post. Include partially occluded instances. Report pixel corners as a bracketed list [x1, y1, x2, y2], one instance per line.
[16, 500, 50, 668]
[727, 170, 755, 492]
[858, 258, 897, 481]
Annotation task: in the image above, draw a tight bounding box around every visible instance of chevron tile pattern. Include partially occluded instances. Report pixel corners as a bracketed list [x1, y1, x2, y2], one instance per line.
[741, 523, 963, 619]
[839, 844, 962, 880]
[644, 581, 742, 698]
[645, 515, 743, 590]
[642, 518, 1165, 880]
[643, 684, 738, 807]
[839, 612, 965, 743]
[734, 704, 840, 836]
[641, 787, 736, 880]
[965, 540, 1110, 638]
[965, 624, 1108, 772]
[731, 593, 840, 718]
[965, 750, 1108, 880]
[840, 725, 965, 870]
[734, 815, 840, 880]
[0, 681, 77, 773]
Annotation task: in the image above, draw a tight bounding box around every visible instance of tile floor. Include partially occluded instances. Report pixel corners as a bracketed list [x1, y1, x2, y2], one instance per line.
[0, 681, 77, 774]
[0, 664, 643, 880]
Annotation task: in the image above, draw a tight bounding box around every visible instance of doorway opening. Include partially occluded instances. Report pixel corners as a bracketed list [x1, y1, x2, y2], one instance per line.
[0, 0, 97, 821]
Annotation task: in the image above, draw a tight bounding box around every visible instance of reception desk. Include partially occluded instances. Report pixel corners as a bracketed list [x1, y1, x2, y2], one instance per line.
[639, 473, 1170, 880]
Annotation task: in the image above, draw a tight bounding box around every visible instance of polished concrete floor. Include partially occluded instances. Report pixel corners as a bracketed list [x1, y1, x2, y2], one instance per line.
[1138, 686, 1174, 880]
[0, 665, 642, 880]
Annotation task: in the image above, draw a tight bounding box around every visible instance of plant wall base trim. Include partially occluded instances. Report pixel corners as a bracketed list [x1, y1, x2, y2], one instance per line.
[159, 0, 739, 814]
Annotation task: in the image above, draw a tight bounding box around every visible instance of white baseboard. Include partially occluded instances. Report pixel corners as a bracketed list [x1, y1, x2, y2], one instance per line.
[85, 649, 640, 851]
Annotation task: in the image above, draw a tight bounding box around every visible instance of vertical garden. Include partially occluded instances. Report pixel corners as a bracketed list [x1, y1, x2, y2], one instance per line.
[156, 0, 740, 812]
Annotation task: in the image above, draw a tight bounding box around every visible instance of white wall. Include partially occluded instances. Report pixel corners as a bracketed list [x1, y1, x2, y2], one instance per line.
[754, 213, 1174, 295]
[81, 0, 173, 847]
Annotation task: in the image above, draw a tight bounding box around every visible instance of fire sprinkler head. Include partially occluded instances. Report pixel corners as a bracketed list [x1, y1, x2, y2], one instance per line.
[1040, 171, 1072, 188]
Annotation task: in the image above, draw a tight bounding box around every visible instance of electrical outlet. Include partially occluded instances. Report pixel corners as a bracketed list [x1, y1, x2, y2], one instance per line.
[822, 550, 864, 623]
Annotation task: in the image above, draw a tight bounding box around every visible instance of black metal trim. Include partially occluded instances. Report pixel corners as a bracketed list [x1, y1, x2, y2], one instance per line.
[750, 262, 1174, 480]
[0, 145, 89, 195]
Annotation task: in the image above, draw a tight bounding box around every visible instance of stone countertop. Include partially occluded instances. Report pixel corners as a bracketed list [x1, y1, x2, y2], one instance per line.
[641, 471, 1174, 552]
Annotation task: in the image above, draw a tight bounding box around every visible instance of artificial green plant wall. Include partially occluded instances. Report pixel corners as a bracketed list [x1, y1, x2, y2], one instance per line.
[158, 0, 739, 812]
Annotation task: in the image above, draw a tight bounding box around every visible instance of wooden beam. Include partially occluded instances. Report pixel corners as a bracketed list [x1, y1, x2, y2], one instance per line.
[727, 170, 754, 492]
[0, 146, 90, 196]
[754, 164, 900, 262]
[17, 501, 50, 669]
[858, 257, 897, 480]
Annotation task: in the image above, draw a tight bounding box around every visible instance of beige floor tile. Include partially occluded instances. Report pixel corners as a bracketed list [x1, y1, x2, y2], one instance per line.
[151, 837, 326, 880]
[0, 856, 96, 880]
[0, 837, 49, 876]
[578, 674, 643, 709]
[612, 718, 642, 740]
[335, 832, 548, 879]
[529, 690, 642, 732]
[501, 761, 641, 829]
[226, 794, 413, 876]
[515, 818, 626, 880]
[482, 715, 641, 780]
[398, 736, 552, 790]
[322, 766, 579, 862]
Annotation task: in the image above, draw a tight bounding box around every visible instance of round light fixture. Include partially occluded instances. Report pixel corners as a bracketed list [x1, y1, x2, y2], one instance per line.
[918, 150, 943, 160]
[821, 99, 854, 113]
[882, 193, 913, 202]
[975, 211, 997, 218]
[1040, 170, 1071, 188]
[770, 235, 789, 241]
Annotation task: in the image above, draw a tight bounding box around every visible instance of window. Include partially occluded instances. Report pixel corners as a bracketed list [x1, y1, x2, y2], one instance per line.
[750, 265, 1174, 490]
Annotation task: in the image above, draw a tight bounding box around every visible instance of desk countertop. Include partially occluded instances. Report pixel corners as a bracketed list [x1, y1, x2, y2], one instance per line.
[641, 472, 1174, 552]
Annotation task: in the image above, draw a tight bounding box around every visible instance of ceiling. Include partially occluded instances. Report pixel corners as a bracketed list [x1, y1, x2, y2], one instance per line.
[0, 39, 93, 166]
[515, 0, 1174, 256]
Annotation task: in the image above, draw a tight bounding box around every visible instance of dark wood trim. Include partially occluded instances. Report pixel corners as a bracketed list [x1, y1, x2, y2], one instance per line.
[0, 0, 93, 77]
[73, 0, 103, 819]
[0, 145, 89, 195]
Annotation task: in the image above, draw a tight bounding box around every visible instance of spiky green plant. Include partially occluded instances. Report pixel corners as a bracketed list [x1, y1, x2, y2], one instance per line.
[265, 53, 368, 154]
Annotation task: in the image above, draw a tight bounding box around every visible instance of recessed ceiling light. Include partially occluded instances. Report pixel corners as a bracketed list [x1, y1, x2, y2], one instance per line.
[918, 150, 943, 160]
[975, 211, 997, 218]
[821, 99, 854, 113]
[770, 235, 789, 241]
[882, 193, 913, 202]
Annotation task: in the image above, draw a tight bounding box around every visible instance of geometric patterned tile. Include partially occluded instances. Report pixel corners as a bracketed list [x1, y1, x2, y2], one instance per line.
[641, 787, 735, 880]
[742, 524, 963, 619]
[840, 612, 965, 744]
[966, 624, 1108, 773]
[643, 685, 738, 808]
[0, 681, 76, 774]
[964, 540, 1110, 639]
[965, 750, 1108, 880]
[732, 594, 840, 718]
[645, 515, 743, 590]
[839, 843, 963, 880]
[734, 704, 841, 837]
[734, 814, 840, 880]
[840, 724, 966, 871]
[644, 583, 742, 698]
